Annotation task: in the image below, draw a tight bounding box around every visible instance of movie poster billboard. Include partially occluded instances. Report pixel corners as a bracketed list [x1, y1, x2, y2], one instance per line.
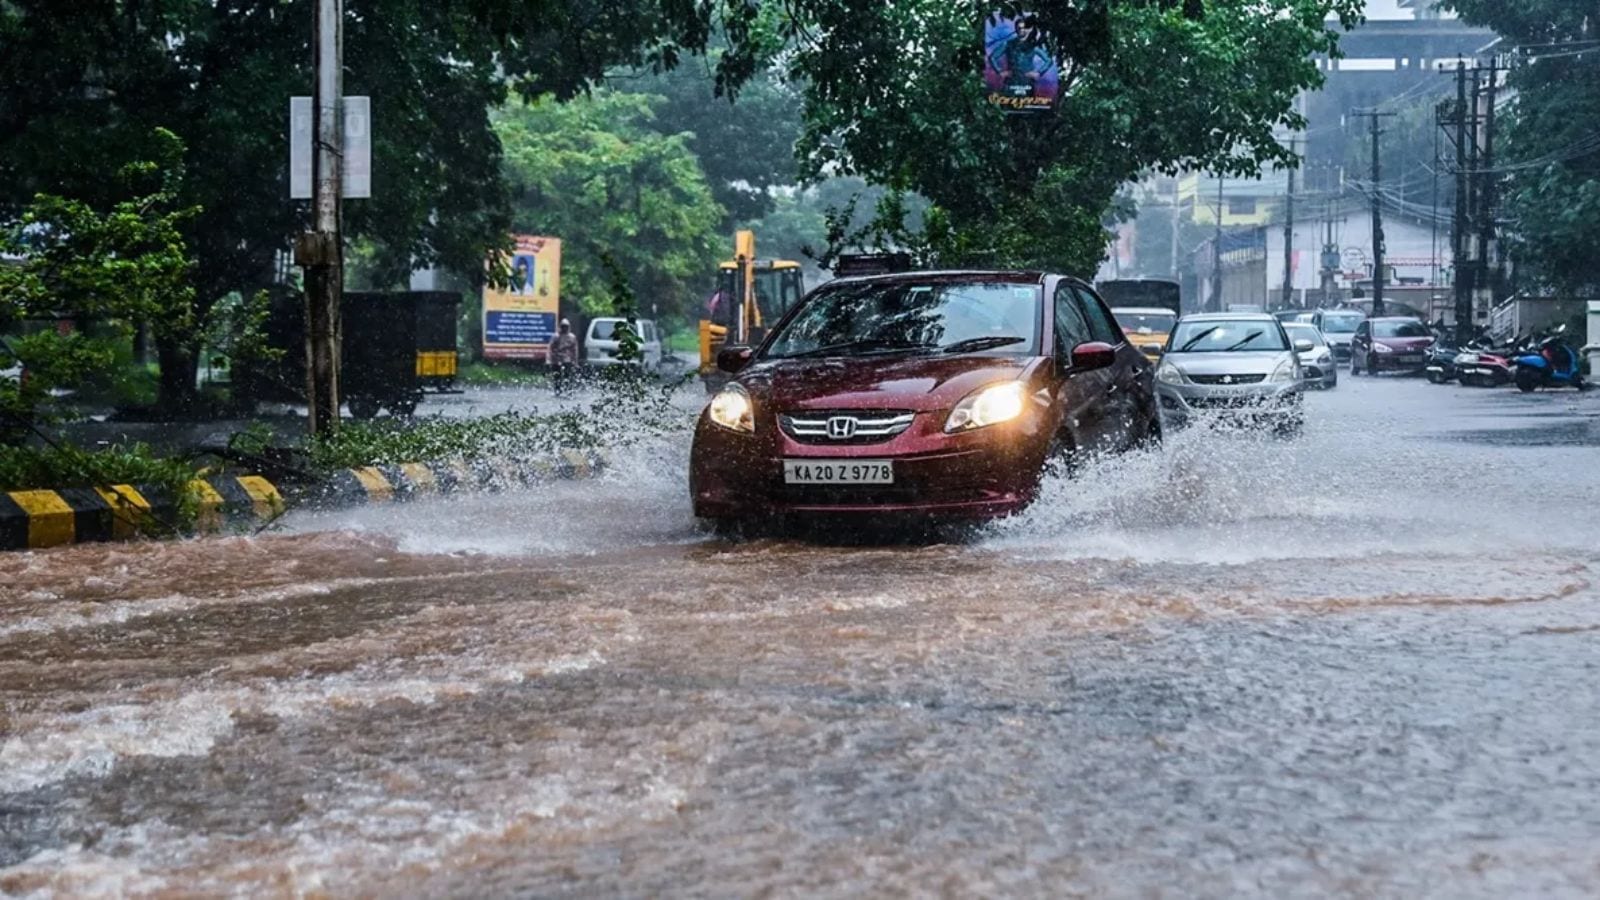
[482, 235, 561, 360]
[983, 13, 1061, 114]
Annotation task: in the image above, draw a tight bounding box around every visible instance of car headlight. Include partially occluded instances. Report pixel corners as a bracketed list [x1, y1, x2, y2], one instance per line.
[945, 381, 1026, 433]
[707, 383, 754, 434]
[1156, 359, 1187, 385]
[1374, 343, 1395, 354]
[1270, 357, 1302, 383]
[1315, 352, 1332, 364]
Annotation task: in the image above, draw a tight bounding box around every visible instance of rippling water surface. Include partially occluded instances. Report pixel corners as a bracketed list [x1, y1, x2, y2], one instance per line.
[3, 379, 1599, 897]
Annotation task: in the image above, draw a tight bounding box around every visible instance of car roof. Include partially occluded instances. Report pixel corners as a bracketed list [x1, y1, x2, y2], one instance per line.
[1369, 315, 1424, 322]
[824, 269, 1055, 288]
[1110, 306, 1177, 315]
[1180, 312, 1280, 322]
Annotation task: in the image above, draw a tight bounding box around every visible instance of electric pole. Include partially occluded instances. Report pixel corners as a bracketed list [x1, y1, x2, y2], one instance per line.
[1355, 109, 1396, 318]
[1447, 59, 1475, 345]
[298, 0, 344, 437]
[1281, 138, 1297, 310]
[1477, 57, 1500, 317]
[1211, 176, 1224, 311]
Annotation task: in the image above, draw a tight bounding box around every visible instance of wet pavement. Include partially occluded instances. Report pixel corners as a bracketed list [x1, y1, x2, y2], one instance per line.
[3, 377, 1599, 897]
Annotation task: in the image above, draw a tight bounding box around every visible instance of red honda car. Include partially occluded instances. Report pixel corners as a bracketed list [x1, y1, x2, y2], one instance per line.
[689, 271, 1158, 527]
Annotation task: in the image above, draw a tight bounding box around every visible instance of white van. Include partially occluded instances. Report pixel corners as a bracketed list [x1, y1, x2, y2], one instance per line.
[584, 317, 663, 369]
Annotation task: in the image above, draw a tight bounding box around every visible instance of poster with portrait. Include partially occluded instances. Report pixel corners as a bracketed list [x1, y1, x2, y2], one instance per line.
[482, 235, 561, 360]
[983, 13, 1061, 114]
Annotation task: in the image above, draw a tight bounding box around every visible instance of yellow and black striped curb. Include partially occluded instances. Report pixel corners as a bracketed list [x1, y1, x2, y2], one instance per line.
[307, 449, 611, 506]
[0, 450, 610, 551]
[0, 476, 287, 551]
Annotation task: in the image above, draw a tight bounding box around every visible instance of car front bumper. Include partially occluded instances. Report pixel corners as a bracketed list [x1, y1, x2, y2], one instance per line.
[689, 413, 1051, 522]
[1156, 381, 1303, 427]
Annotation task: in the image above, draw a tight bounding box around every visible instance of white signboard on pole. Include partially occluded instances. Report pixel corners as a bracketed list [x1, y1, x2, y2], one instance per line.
[290, 95, 371, 199]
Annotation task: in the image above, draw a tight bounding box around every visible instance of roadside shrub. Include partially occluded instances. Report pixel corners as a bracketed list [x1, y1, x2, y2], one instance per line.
[0, 442, 197, 496]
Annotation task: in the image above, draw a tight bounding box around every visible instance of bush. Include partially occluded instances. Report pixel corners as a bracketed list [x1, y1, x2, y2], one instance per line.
[0, 442, 197, 494]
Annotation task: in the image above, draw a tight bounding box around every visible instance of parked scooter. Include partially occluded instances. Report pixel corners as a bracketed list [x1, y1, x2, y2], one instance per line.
[1453, 339, 1516, 388]
[1514, 326, 1590, 392]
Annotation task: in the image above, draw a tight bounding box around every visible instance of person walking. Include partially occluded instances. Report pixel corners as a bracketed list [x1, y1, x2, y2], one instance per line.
[548, 318, 580, 393]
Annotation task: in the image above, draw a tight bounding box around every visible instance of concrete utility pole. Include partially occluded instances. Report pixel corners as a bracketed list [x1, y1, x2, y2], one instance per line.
[1281, 138, 1297, 310]
[1211, 176, 1224, 311]
[1477, 57, 1500, 317]
[1355, 109, 1396, 318]
[1449, 59, 1475, 345]
[299, 0, 344, 436]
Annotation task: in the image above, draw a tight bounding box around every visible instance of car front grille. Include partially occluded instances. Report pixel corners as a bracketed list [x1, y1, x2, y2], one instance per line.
[779, 410, 917, 445]
[1187, 373, 1267, 386]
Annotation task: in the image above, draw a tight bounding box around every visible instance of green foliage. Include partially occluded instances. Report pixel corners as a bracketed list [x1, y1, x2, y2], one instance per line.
[0, 130, 195, 424]
[458, 362, 548, 387]
[775, 0, 1362, 273]
[0, 0, 755, 411]
[0, 442, 196, 495]
[1448, 0, 1600, 293]
[496, 92, 726, 320]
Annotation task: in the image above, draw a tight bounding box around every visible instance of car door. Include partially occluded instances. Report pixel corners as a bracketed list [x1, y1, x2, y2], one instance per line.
[1051, 282, 1115, 452]
[1073, 283, 1150, 449]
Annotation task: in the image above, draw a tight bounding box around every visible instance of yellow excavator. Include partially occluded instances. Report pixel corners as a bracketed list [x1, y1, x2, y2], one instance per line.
[699, 230, 805, 390]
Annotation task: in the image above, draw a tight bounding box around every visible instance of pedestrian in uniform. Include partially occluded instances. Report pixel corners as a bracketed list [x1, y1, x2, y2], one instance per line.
[549, 318, 580, 393]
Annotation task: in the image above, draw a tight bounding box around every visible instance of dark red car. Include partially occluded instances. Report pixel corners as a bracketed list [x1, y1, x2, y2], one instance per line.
[689, 271, 1158, 527]
[1350, 317, 1437, 375]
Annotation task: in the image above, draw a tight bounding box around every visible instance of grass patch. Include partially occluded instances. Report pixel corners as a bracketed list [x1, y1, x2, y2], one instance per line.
[458, 361, 548, 387]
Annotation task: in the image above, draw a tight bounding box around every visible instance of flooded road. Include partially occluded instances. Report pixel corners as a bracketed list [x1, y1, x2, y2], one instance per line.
[4, 378, 1600, 897]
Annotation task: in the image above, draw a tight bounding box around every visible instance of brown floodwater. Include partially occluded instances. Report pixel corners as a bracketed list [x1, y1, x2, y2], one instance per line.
[4, 380, 1600, 897]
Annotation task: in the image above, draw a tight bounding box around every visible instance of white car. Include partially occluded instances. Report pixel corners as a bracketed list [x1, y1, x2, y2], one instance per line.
[585, 317, 663, 369]
[1156, 313, 1306, 436]
[1283, 322, 1338, 389]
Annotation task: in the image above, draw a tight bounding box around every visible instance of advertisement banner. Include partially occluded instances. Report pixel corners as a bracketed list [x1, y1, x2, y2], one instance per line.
[983, 13, 1060, 114]
[483, 235, 561, 360]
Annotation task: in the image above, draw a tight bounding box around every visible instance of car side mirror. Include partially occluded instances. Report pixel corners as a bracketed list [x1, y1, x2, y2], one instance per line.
[1294, 339, 1315, 352]
[716, 345, 754, 374]
[1068, 341, 1117, 373]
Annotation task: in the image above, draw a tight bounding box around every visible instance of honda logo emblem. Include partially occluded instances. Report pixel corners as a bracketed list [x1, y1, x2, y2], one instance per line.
[826, 416, 859, 440]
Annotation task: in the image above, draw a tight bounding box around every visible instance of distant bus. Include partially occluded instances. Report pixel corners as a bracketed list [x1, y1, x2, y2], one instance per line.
[1095, 279, 1182, 316]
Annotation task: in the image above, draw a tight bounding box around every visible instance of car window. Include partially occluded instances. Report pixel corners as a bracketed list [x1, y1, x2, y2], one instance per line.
[1115, 311, 1177, 334]
[1286, 325, 1325, 347]
[1072, 286, 1122, 345]
[642, 323, 656, 342]
[1373, 320, 1429, 339]
[1053, 284, 1093, 353]
[1355, 322, 1370, 338]
[1320, 313, 1364, 334]
[764, 280, 1043, 359]
[1170, 320, 1290, 353]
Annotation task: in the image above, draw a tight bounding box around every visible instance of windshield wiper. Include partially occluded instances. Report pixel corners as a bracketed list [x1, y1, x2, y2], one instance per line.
[779, 338, 926, 359]
[1178, 326, 1220, 352]
[938, 335, 1025, 354]
[1222, 331, 1265, 352]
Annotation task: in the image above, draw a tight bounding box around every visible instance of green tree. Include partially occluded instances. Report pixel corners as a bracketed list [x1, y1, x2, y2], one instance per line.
[1446, 0, 1600, 294]
[772, 0, 1362, 273]
[496, 92, 726, 321]
[0, 0, 752, 412]
[0, 130, 196, 429]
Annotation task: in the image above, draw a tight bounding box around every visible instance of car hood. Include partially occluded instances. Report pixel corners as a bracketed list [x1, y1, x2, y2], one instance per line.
[1166, 351, 1287, 377]
[1322, 333, 1355, 345]
[739, 354, 1039, 412]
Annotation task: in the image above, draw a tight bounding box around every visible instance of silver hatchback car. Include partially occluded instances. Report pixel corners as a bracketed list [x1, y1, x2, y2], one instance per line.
[1155, 313, 1305, 435]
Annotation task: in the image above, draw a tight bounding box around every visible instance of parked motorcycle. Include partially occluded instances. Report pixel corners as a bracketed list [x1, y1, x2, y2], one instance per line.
[1424, 340, 1460, 384]
[1514, 328, 1590, 392]
[1453, 342, 1515, 388]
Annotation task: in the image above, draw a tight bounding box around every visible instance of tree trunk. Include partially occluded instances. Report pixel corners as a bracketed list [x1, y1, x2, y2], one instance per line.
[156, 336, 199, 418]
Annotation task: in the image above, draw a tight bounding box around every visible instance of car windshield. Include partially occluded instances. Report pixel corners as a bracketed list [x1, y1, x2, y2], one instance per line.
[1116, 312, 1176, 334]
[1171, 320, 1288, 353]
[763, 281, 1042, 359]
[1285, 325, 1325, 347]
[1373, 320, 1431, 339]
[1320, 313, 1363, 334]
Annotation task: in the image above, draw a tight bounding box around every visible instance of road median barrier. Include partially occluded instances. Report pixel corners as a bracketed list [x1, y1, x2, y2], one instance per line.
[0, 448, 611, 551]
